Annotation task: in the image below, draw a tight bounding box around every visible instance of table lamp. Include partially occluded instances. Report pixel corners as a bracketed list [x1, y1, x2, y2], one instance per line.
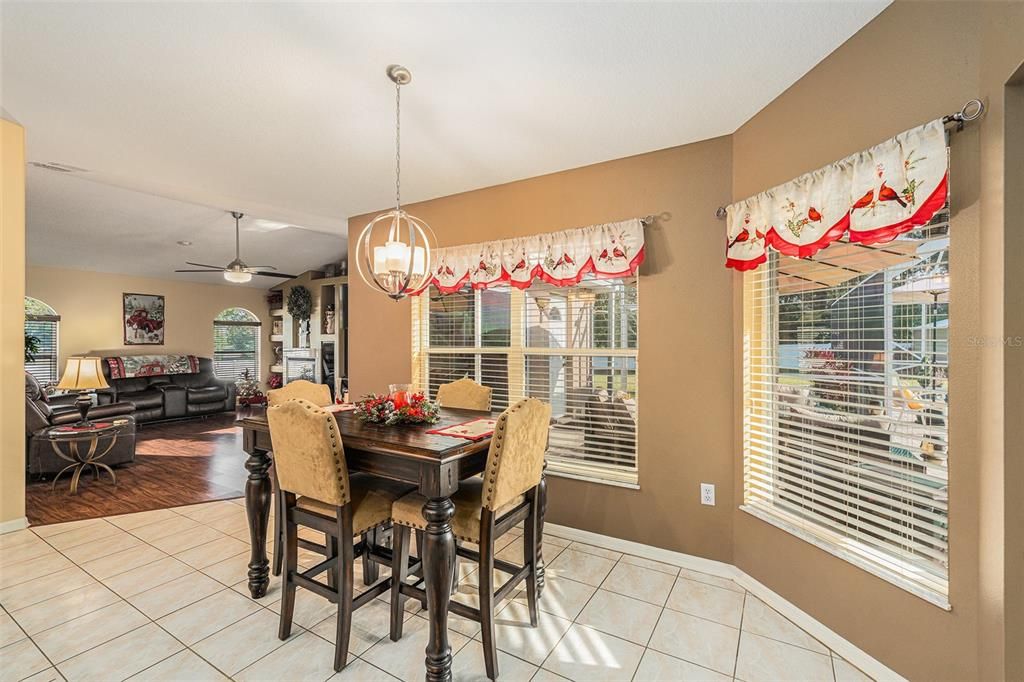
[56, 357, 109, 427]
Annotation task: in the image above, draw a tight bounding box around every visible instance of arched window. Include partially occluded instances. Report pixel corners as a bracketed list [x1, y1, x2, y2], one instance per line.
[213, 308, 261, 382]
[25, 297, 60, 384]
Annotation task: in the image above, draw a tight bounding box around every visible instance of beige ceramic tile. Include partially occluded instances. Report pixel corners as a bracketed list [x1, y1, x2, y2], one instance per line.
[128, 515, 201, 543]
[677, 567, 744, 594]
[0, 637, 52, 681]
[734, 631, 834, 682]
[201, 552, 251, 586]
[486, 601, 573, 666]
[0, 566, 96, 611]
[0, 609, 25, 647]
[514, 576, 595, 621]
[21, 665, 65, 682]
[231, 574, 283, 607]
[56, 622, 183, 682]
[127, 571, 223, 619]
[530, 668, 572, 682]
[174, 500, 241, 523]
[174, 536, 249, 570]
[79, 544, 168, 581]
[541, 623, 644, 682]
[33, 600, 148, 663]
[42, 521, 122, 551]
[544, 550, 615, 587]
[31, 518, 105, 538]
[325, 658, 399, 681]
[452, 638, 538, 682]
[565, 542, 622, 561]
[235, 630, 339, 682]
[832, 655, 875, 682]
[363, 613, 470, 681]
[665, 577, 745, 628]
[633, 648, 732, 681]
[601, 562, 676, 605]
[0, 551, 74, 590]
[0, 536, 56, 569]
[128, 649, 229, 681]
[575, 589, 662, 645]
[61, 531, 143, 565]
[107, 508, 181, 531]
[102, 556, 193, 598]
[741, 596, 827, 654]
[11, 582, 121, 635]
[192, 609, 294, 676]
[0, 528, 39, 550]
[146, 525, 225, 555]
[156, 588, 261, 645]
[648, 608, 740, 676]
[619, 554, 681, 576]
[266, 583, 338, 629]
[310, 599, 403, 657]
[206, 513, 251, 537]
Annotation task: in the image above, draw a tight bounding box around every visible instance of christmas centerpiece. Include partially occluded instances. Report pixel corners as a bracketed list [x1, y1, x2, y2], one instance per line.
[235, 368, 267, 406]
[354, 384, 440, 425]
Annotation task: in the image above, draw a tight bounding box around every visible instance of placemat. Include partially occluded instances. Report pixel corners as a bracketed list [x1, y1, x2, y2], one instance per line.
[427, 417, 498, 441]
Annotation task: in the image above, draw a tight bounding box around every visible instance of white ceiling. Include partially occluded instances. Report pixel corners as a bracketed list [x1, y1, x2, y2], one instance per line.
[2, 1, 888, 281]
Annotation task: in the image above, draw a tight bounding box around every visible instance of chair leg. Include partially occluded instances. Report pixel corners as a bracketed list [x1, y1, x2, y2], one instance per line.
[272, 469, 283, 577]
[334, 509, 355, 672]
[362, 527, 379, 585]
[389, 525, 410, 641]
[327, 534, 339, 591]
[524, 489, 540, 627]
[479, 510, 498, 680]
[278, 493, 298, 641]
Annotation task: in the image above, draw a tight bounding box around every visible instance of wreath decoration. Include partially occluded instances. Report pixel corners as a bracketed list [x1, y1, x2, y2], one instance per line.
[286, 285, 313, 321]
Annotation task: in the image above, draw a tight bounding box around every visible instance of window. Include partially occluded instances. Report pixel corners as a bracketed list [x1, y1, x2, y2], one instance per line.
[414, 276, 639, 486]
[214, 308, 261, 382]
[742, 210, 950, 607]
[24, 297, 60, 384]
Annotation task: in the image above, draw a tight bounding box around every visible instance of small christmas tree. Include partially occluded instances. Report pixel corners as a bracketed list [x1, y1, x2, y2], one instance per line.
[235, 368, 266, 406]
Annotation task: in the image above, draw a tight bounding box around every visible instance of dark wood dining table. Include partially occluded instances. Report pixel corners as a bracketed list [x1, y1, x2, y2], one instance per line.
[237, 405, 548, 682]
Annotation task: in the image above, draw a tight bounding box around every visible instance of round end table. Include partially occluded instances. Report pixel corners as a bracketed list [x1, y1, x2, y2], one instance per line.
[43, 422, 121, 495]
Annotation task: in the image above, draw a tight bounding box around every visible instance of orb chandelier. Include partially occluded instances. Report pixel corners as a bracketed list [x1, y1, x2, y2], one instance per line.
[355, 65, 436, 301]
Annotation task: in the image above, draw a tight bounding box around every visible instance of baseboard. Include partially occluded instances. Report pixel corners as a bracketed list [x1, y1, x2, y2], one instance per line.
[544, 522, 905, 682]
[0, 516, 29, 534]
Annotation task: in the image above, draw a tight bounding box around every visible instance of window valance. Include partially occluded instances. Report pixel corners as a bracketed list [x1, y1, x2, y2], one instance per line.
[424, 218, 645, 294]
[725, 119, 948, 271]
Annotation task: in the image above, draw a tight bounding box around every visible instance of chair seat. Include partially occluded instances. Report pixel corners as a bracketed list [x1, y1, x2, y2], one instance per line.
[297, 473, 415, 535]
[391, 478, 524, 543]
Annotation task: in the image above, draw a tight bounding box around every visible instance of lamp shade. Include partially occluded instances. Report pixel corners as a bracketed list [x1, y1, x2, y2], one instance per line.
[57, 357, 109, 391]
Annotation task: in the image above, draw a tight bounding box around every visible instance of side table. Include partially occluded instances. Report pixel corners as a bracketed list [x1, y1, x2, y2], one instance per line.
[43, 422, 122, 494]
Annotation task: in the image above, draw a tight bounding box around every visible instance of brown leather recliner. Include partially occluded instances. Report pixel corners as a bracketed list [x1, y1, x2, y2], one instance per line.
[24, 372, 138, 475]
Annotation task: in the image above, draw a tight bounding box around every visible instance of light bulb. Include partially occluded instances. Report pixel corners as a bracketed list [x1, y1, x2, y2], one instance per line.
[224, 270, 252, 283]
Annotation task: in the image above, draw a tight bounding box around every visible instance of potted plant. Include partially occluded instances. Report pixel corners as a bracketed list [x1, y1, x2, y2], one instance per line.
[287, 285, 313, 348]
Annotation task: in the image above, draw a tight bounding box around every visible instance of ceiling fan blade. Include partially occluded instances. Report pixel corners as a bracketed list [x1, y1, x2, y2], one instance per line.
[175, 268, 224, 273]
[185, 261, 227, 269]
[253, 271, 297, 279]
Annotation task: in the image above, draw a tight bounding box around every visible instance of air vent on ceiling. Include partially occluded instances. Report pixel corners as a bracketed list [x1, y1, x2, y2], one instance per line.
[28, 161, 89, 173]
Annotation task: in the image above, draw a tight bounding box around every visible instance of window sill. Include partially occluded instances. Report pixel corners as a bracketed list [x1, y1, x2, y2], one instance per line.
[740, 503, 950, 611]
[546, 467, 640, 490]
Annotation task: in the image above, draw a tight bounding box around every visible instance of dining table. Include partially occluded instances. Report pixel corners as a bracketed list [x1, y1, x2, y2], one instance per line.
[237, 405, 548, 682]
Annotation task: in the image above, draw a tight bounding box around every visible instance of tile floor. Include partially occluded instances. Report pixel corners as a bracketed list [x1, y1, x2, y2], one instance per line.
[1, 499, 876, 682]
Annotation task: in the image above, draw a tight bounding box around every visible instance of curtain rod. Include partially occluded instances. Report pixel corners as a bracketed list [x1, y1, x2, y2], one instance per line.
[713, 98, 985, 220]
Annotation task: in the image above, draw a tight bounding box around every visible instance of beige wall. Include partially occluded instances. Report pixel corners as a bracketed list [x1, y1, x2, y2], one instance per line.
[349, 136, 737, 562]
[731, 2, 1023, 679]
[26, 266, 273, 385]
[1, 119, 27, 527]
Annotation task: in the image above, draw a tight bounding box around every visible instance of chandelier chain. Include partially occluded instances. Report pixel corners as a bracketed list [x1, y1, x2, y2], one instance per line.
[395, 79, 401, 212]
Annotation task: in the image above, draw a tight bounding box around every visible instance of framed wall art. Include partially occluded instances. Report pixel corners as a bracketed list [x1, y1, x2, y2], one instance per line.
[123, 292, 165, 345]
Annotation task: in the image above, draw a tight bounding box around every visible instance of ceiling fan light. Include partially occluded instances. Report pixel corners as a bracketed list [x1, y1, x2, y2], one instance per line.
[224, 270, 252, 284]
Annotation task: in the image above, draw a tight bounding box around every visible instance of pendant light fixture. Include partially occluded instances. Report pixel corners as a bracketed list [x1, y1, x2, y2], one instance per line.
[354, 65, 436, 301]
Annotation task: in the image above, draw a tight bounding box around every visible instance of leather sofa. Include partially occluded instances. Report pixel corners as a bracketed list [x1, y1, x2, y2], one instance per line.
[101, 356, 236, 423]
[25, 373, 137, 475]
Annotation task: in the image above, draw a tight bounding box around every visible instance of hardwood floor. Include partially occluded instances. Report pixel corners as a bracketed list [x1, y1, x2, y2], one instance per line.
[26, 413, 248, 526]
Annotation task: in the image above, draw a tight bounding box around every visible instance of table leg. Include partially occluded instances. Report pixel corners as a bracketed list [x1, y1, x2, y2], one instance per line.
[536, 470, 548, 598]
[421, 496, 456, 682]
[245, 447, 273, 599]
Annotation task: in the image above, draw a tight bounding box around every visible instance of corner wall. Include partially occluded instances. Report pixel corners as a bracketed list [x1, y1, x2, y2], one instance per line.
[348, 136, 737, 562]
[1, 119, 27, 527]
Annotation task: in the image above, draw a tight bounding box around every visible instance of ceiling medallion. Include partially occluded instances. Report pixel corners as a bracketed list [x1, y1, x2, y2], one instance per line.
[354, 64, 436, 301]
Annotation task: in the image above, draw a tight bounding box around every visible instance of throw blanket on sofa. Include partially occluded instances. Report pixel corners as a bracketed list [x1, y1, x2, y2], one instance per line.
[106, 355, 200, 380]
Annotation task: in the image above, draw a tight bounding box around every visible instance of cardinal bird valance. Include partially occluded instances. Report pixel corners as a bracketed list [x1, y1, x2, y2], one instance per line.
[423, 218, 645, 294]
[725, 119, 948, 271]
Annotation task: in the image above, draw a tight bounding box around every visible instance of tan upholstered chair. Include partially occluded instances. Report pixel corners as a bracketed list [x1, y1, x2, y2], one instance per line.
[267, 399, 414, 672]
[435, 377, 492, 411]
[267, 379, 332, 407]
[389, 398, 551, 680]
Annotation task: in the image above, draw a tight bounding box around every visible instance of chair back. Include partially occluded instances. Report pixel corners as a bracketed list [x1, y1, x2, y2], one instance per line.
[482, 398, 551, 511]
[436, 377, 492, 411]
[266, 399, 350, 506]
[268, 379, 332, 407]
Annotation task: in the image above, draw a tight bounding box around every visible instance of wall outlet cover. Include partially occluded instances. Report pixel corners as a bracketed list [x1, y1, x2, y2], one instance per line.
[701, 483, 716, 506]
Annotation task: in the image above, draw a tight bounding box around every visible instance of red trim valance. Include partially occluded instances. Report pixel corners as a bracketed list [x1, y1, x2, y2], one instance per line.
[418, 219, 645, 294]
[725, 119, 948, 271]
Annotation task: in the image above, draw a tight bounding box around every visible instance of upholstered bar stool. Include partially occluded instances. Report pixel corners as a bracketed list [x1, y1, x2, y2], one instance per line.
[389, 398, 551, 680]
[267, 380, 334, 578]
[267, 398, 414, 671]
[436, 377, 492, 411]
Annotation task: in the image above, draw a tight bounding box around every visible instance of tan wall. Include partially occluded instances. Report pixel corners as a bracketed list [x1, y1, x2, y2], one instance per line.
[349, 136, 737, 561]
[26, 266, 273, 385]
[1, 119, 27, 526]
[731, 2, 1023, 679]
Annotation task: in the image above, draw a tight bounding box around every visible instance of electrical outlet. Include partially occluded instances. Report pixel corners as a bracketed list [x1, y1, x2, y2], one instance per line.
[700, 483, 716, 506]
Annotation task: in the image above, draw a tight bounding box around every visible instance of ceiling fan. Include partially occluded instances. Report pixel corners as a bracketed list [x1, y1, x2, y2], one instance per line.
[175, 211, 296, 283]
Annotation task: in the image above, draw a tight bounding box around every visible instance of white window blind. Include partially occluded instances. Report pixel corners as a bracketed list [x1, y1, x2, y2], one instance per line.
[214, 308, 261, 382]
[413, 276, 639, 486]
[742, 209, 950, 607]
[24, 297, 60, 385]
